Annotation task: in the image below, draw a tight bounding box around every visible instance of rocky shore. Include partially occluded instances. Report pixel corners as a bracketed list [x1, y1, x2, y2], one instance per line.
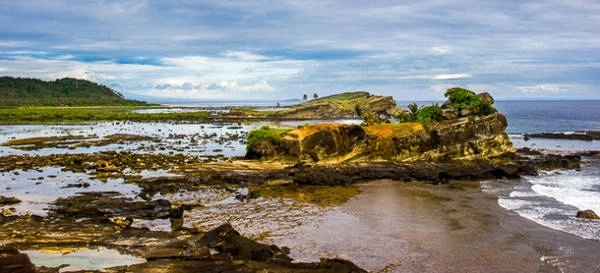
[1, 89, 598, 272]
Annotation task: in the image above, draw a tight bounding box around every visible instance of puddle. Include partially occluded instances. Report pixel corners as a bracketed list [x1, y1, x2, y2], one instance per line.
[184, 196, 325, 241]
[23, 247, 146, 272]
[0, 122, 259, 159]
[0, 167, 141, 216]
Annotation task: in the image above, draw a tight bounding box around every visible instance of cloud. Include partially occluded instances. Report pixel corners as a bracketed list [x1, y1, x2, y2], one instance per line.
[519, 84, 567, 94]
[1, 1, 599, 100]
[432, 74, 473, 80]
[148, 80, 274, 99]
[430, 46, 452, 55]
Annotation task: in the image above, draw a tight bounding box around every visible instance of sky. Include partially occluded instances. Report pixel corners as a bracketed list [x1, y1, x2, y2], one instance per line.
[1, 0, 599, 101]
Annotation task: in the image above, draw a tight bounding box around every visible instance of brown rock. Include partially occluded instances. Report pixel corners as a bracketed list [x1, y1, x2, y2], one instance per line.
[477, 92, 495, 105]
[576, 210, 600, 220]
[0, 246, 37, 273]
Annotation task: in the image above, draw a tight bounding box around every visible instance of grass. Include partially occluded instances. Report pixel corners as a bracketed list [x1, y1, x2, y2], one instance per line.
[0, 106, 210, 124]
[364, 122, 425, 138]
[246, 126, 293, 151]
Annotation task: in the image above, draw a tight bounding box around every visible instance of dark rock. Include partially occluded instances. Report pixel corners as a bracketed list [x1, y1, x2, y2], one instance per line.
[198, 223, 289, 262]
[0, 196, 21, 205]
[0, 246, 37, 273]
[524, 132, 594, 141]
[576, 210, 600, 220]
[48, 191, 179, 221]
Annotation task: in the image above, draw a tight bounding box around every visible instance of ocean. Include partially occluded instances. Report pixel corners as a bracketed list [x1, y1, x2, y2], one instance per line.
[484, 100, 600, 241]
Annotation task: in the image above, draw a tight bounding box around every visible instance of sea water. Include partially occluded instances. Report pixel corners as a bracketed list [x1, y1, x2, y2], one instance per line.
[484, 100, 600, 241]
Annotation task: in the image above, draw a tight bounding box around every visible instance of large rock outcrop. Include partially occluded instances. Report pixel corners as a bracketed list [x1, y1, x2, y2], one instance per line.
[273, 91, 401, 119]
[247, 92, 515, 163]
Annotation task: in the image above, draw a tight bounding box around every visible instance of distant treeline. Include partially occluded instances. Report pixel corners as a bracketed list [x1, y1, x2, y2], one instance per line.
[0, 76, 148, 106]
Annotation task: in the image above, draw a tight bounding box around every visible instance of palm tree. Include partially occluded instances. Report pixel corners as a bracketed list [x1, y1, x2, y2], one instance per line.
[407, 103, 422, 116]
[302, 94, 308, 103]
[313, 93, 319, 100]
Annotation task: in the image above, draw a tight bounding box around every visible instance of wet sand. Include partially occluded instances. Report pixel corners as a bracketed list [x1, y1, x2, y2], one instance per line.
[271, 180, 600, 273]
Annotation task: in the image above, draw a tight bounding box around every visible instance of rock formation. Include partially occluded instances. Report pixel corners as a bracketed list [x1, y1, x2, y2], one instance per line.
[247, 91, 514, 163]
[273, 91, 401, 119]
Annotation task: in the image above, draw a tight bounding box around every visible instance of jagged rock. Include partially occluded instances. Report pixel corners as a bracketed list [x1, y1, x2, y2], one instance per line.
[197, 223, 290, 262]
[576, 210, 600, 220]
[0, 246, 37, 273]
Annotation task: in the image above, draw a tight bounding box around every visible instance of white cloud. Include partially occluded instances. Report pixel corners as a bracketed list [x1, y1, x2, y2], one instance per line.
[519, 84, 567, 94]
[224, 51, 272, 62]
[430, 46, 452, 55]
[216, 79, 274, 92]
[432, 73, 472, 80]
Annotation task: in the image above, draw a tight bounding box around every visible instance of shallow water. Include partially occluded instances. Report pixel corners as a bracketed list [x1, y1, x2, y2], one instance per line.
[23, 247, 145, 272]
[2, 115, 600, 271]
[0, 167, 142, 216]
[0, 122, 254, 158]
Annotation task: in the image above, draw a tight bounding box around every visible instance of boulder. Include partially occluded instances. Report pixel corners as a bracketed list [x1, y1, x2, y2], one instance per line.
[477, 92, 495, 104]
[576, 210, 600, 220]
[0, 246, 37, 273]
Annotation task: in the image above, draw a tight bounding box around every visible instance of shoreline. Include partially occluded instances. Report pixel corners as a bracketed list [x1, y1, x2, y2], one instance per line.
[299, 179, 599, 272]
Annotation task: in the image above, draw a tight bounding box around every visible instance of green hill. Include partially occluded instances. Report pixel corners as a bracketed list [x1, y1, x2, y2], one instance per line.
[0, 76, 147, 106]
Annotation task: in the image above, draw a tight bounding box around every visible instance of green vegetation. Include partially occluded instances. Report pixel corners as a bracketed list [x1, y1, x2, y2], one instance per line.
[311, 91, 370, 103]
[396, 87, 496, 124]
[246, 126, 292, 151]
[415, 105, 443, 123]
[444, 87, 496, 115]
[0, 106, 210, 124]
[361, 112, 377, 126]
[0, 76, 148, 106]
[396, 103, 443, 123]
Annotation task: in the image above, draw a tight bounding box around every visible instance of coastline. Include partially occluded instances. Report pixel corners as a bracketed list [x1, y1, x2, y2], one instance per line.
[1, 98, 600, 272]
[274, 179, 600, 272]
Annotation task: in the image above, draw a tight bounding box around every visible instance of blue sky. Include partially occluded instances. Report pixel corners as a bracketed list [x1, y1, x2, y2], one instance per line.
[1, 1, 599, 101]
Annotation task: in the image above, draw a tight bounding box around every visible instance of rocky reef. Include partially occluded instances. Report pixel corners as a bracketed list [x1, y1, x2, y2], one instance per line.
[247, 90, 514, 163]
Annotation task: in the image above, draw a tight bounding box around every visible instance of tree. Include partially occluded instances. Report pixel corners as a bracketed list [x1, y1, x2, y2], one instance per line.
[407, 103, 423, 116]
[444, 87, 496, 116]
[313, 93, 319, 100]
[302, 94, 308, 103]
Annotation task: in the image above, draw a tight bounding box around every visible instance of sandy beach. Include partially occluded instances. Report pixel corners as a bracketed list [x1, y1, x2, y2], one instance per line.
[270, 179, 600, 273]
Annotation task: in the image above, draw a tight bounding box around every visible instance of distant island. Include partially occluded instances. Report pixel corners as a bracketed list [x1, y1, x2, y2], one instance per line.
[0, 76, 147, 106]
